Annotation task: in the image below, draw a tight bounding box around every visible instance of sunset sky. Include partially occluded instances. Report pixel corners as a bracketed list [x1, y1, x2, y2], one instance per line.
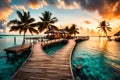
[0, 0, 120, 36]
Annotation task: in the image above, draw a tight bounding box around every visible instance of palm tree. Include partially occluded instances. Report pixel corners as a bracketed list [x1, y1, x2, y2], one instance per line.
[37, 11, 58, 33]
[69, 24, 79, 36]
[97, 20, 112, 40]
[64, 26, 69, 32]
[7, 10, 39, 45]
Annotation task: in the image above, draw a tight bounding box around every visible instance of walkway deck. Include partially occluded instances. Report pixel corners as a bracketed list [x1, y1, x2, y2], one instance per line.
[12, 40, 76, 80]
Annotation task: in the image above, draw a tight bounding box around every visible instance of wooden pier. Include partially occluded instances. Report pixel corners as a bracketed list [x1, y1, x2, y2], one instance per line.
[4, 44, 31, 60]
[12, 40, 76, 80]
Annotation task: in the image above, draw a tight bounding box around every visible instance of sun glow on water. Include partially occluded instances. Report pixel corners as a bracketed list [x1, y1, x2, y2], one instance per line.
[72, 37, 120, 80]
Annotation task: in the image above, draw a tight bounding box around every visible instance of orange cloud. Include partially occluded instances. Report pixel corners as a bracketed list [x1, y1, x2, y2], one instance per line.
[7, 0, 12, 3]
[27, 0, 47, 9]
[0, 0, 13, 21]
[0, 8, 13, 21]
[57, 0, 79, 9]
[84, 20, 91, 24]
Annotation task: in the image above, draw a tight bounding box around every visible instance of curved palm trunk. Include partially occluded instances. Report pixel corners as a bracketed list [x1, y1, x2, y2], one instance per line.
[22, 32, 26, 46]
[105, 32, 111, 41]
[74, 34, 76, 38]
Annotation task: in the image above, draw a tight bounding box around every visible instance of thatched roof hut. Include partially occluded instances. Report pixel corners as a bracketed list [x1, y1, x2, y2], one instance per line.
[59, 29, 69, 34]
[114, 31, 120, 36]
[44, 29, 58, 34]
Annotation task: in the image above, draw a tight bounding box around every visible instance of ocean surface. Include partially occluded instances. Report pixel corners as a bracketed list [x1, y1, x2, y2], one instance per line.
[72, 37, 120, 80]
[0, 36, 120, 80]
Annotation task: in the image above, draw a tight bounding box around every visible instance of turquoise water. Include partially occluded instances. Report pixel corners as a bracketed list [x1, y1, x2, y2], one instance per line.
[0, 35, 40, 80]
[43, 42, 67, 56]
[0, 50, 30, 80]
[72, 37, 120, 80]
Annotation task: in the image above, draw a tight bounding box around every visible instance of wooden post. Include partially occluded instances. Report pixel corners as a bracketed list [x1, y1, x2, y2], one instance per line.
[14, 53, 17, 60]
[6, 52, 9, 60]
[30, 38, 31, 43]
[14, 37, 16, 44]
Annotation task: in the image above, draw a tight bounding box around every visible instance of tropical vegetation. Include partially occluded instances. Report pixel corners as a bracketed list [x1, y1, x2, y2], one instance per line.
[7, 10, 81, 42]
[64, 24, 79, 36]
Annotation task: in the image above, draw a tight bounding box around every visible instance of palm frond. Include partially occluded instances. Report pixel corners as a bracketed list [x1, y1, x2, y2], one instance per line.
[36, 22, 45, 28]
[29, 27, 39, 35]
[7, 19, 22, 27]
[37, 22, 46, 32]
[29, 23, 38, 27]
[75, 31, 79, 34]
[98, 29, 102, 32]
[23, 28, 27, 34]
[107, 27, 112, 32]
[39, 17, 45, 21]
[23, 11, 30, 23]
[50, 25, 58, 30]
[9, 26, 22, 32]
[49, 17, 58, 23]
[19, 28, 23, 34]
[29, 28, 33, 35]
[45, 11, 52, 20]
[97, 26, 101, 28]
[107, 27, 112, 29]
[76, 28, 79, 30]
[38, 26, 46, 33]
[16, 11, 23, 21]
[27, 12, 30, 19]
[27, 18, 35, 24]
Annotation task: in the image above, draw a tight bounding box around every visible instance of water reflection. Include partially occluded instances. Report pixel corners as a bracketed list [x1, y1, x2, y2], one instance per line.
[72, 37, 120, 80]
[98, 37, 108, 50]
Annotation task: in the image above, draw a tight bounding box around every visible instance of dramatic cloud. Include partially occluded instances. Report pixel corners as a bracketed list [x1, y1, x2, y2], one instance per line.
[77, 0, 120, 19]
[12, 5, 28, 12]
[1, 0, 120, 21]
[27, 0, 47, 9]
[26, 0, 120, 19]
[66, 0, 118, 18]
[113, 2, 120, 16]
[0, 0, 13, 21]
[84, 20, 91, 24]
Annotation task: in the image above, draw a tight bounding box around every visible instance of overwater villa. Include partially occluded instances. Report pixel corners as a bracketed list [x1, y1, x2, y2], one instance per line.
[114, 31, 120, 41]
[45, 29, 70, 39]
